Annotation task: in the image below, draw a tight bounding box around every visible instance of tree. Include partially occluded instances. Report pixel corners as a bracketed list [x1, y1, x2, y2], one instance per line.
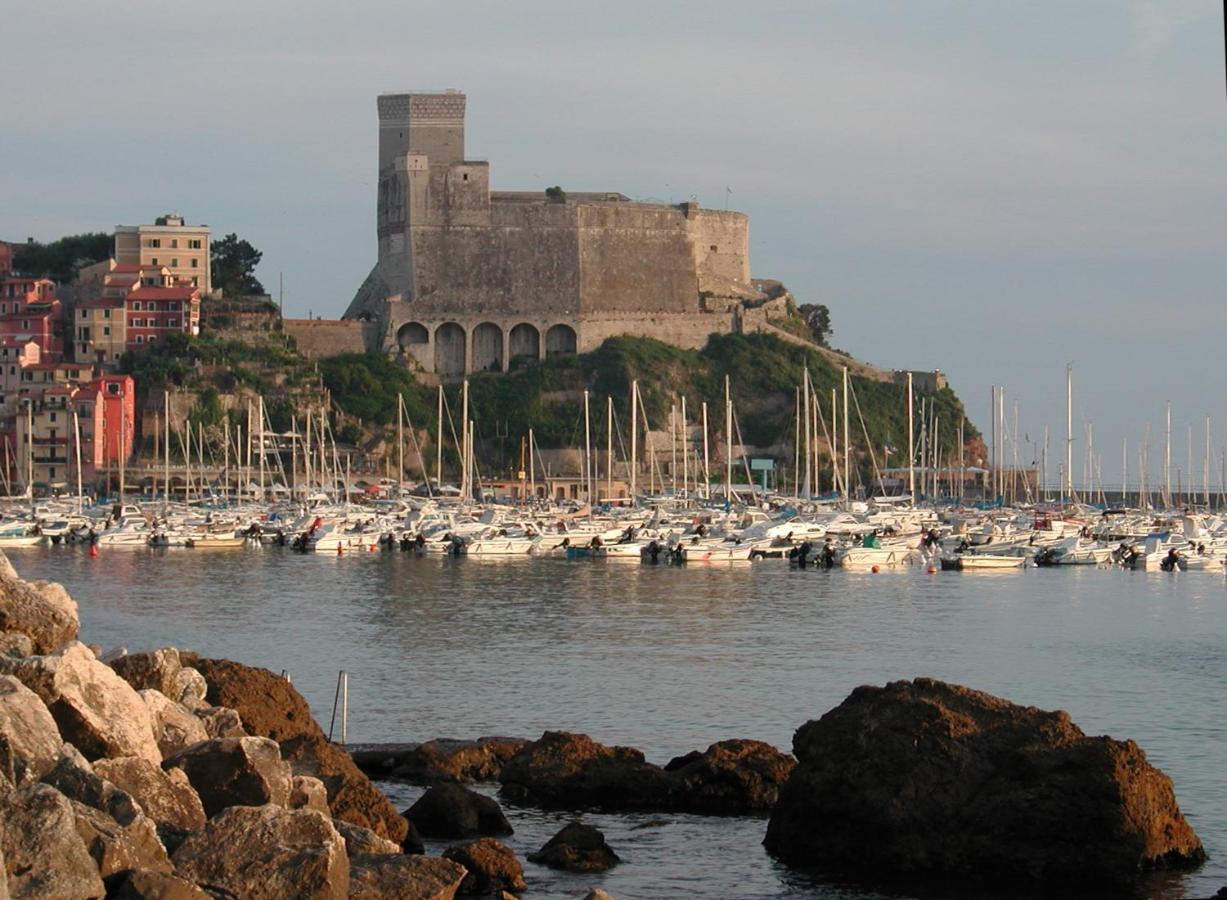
[12, 233, 112, 283]
[797, 303, 832, 346]
[211, 233, 264, 297]
[545, 186, 566, 203]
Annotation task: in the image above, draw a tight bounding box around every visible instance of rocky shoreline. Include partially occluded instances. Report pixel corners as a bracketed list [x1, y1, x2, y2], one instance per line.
[0, 553, 1214, 899]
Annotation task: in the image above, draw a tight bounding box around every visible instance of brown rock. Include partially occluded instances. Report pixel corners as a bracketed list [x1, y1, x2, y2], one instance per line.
[172, 804, 349, 900]
[0, 631, 33, 658]
[443, 837, 526, 894]
[192, 704, 245, 739]
[140, 689, 210, 757]
[499, 731, 673, 811]
[0, 673, 62, 785]
[0, 782, 106, 899]
[352, 737, 529, 784]
[42, 744, 145, 827]
[527, 822, 620, 873]
[185, 655, 408, 842]
[406, 783, 512, 839]
[334, 819, 403, 856]
[162, 736, 291, 817]
[764, 678, 1207, 887]
[94, 756, 206, 849]
[582, 890, 615, 900]
[0, 554, 79, 654]
[0, 641, 161, 764]
[108, 869, 210, 900]
[69, 798, 172, 880]
[109, 648, 182, 696]
[348, 853, 467, 900]
[664, 739, 795, 814]
[290, 774, 331, 814]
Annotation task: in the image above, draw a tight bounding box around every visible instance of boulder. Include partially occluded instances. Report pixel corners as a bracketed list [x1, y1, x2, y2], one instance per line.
[192, 704, 245, 739]
[352, 737, 529, 784]
[348, 853, 467, 900]
[110, 649, 209, 710]
[0, 555, 79, 653]
[185, 655, 407, 842]
[69, 798, 172, 880]
[290, 774, 331, 814]
[42, 744, 144, 827]
[162, 736, 291, 817]
[442, 838, 526, 894]
[0, 782, 106, 899]
[94, 757, 206, 850]
[582, 890, 615, 900]
[499, 731, 673, 811]
[0, 632, 32, 658]
[406, 784, 512, 839]
[0, 641, 161, 764]
[172, 804, 349, 900]
[0, 673, 62, 785]
[763, 678, 1207, 887]
[108, 869, 209, 900]
[334, 819, 403, 856]
[664, 739, 795, 814]
[527, 822, 620, 873]
[140, 689, 210, 757]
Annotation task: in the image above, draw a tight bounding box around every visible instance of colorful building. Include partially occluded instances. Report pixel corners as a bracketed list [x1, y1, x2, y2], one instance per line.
[125, 285, 200, 352]
[114, 214, 211, 294]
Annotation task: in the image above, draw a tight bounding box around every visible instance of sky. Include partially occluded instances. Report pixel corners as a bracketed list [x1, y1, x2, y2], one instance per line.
[4, 1, 1225, 489]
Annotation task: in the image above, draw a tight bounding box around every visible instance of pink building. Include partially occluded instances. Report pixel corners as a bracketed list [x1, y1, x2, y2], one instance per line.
[125, 285, 200, 352]
[0, 277, 64, 357]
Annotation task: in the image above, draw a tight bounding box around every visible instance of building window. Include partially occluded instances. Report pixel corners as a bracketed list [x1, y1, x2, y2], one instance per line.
[21, 320, 28, 330]
[136, 335, 145, 344]
[147, 239, 161, 248]
[107, 382, 120, 395]
[190, 258, 198, 268]
[168, 318, 179, 328]
[102, 327, 110, 336]
[171, 259, 178, 267]
[79, 309, 85, 318]
[169, 302, 179, 311]
[132, 302, 141, 311]
[151, 258, 158, 265]
[49, 412, 56, 423]
[170, 239, 178, 249]
[191, 277, 199, 287]
[710, 245, 717, 252]
[48, 467, 55, 479]
[189, 239, 202, 249]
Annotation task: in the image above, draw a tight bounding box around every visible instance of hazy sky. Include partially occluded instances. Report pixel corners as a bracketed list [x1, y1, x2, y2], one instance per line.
[5, 1, 1225, 487]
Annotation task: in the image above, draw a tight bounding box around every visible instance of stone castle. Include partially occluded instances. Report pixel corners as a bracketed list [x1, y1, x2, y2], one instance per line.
[344, 90, 785, 377]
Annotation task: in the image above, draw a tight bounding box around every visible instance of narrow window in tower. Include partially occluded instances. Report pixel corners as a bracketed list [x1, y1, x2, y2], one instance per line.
[710, 245, 718, 252]
[463, 173, 469, 181]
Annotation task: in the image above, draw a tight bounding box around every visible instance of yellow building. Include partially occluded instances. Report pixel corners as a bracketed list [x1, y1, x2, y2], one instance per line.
[114, 214, 211, 294]
[74, 300, 127, 366]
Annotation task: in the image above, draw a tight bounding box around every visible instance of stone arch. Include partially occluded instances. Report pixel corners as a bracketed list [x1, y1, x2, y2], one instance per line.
[508, 323, 540, 362]
[545, 323, 577, 357]
[434, 322, 467, 377]
[397, 321, 428, 348]
[472, 322, 503, 372]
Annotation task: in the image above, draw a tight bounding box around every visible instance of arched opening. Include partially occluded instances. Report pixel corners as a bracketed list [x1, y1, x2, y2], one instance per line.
[434, 323, 467, 377]
[472, 322, 503, 372]
[545, 323, 577, 357]
[397, 322, 428, 348]
[508, 323, 540, 363]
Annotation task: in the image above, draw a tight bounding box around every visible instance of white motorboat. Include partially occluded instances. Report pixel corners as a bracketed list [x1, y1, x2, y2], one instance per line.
[941, 553, 1027, 570]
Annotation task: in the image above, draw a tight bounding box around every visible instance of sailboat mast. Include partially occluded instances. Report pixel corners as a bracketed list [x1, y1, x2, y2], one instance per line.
[583, 390, 592, 503]
[724, 375, 733, 502]
[606, 396, 613, 502]
[630, 381, 638, 502]
[701, 401, 710, 500]
[680, 396, 688, 498]
[1065, 364, 1073, 504]
[842, 366, 850, 505]
[907, 372, 914, 502]
[802, 367, 811, 498]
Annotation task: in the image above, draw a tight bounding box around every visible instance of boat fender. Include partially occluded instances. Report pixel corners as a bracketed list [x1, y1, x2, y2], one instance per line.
[871, 565, 880, 573]
[88, 544, 98, 559]
[337, 545, 344, 556]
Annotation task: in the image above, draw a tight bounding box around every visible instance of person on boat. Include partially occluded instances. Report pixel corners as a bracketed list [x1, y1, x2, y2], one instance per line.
[646, 540, 662, 563]
[670, 543, 685, 564]
[863, 531, 880, 549]
[1161, 548, 1181, 572]
[590, 535, 603, 550]
[820, 539, 837, 569]
[956, 538, 971, 553]
[796, 540, 812, 567]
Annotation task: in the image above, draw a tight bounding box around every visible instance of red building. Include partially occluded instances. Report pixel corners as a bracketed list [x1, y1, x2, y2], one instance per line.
[0, 277, 65, 357]
[125, 285, 200, 352]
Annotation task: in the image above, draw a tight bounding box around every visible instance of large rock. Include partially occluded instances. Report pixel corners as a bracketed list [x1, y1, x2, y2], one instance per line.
[94, 756, 206, 849]
[69, 798, 172, 881]
[334, 819, 402, 856]
[108, 869, 209, 900]
[185, 655, 408, 842]
[290, 774, 331, 814]
[348, 854, 467, 900]
[499, 731, 673, 810]
[0, 641, 161, 764]
[0, 554, 79, 654]
[140, 689, 210, 757]
[0, 782, 106, 899]
[162, 736, 291, 817]
[664, 739, 795, 814]
[528, 822, 620, 873]
[442, 837, 526, 894]
[109, 649, 207, 708]
[42, 744, 144, 827]
[764, 678, 1207, 887]
[172, 804, 349, 900]
[351, 737, 529, 784]
[0, 673, 62, 785]
[192, 704, 245, 739]
[406, 784, 512, 839]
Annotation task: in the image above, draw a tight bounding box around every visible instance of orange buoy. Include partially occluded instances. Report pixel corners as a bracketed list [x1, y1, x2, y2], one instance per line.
[871, 565, 880, 573]
[368, 543, 377, 553]
[927, 565, 938, 574]
[88, 544, 98, 558]
[337, 545, 344, 556]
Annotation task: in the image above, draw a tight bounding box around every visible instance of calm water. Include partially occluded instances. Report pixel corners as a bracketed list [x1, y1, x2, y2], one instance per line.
[8, 546, 1225, 899]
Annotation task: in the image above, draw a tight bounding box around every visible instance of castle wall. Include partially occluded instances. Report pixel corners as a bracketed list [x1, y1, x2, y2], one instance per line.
[284, 319, 375, 358]
[687, 208, 750, 286]
[576, 204, 699, 315]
